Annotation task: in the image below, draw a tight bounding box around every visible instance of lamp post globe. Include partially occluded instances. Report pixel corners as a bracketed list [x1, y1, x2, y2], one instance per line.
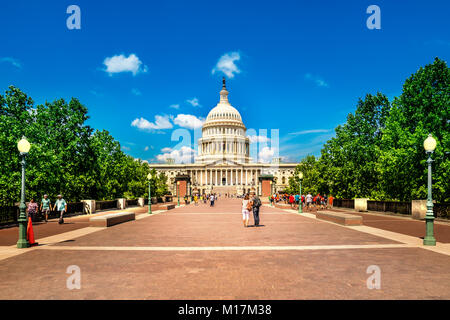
[298, 171, 303, 214]
[17, 138, 31, 154]
[177, 181, 180, 206]
[423, 134, 437, 246]
[424, 134, 437, 152]
[147, 172, 153, 214]
[17, 137, 30, 248]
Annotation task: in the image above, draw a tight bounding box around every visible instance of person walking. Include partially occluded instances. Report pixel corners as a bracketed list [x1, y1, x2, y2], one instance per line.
[194, 194, 198, 206]
[251, 192, 262, 227]
[289, 194, 295, 209]
[54, 195, 67, 224]
[40, 194, 51, 223]
[26, 198, 39, 222]
[306, 192, 313, 211]
[209, 194, 215, 207]
[241, 194, 252, 227]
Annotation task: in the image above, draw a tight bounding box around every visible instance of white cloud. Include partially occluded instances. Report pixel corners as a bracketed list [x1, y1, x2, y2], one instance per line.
[131, 115, 173, 131]
[169, 104, 180, 109]
[258, 147, 276, 163]
[122, 146, 131, 151]
[144, 146, 149, 151]
[212, 52, 241, 78]
[289, 129, 330, 135]
[0, 57, 22, 68]
[173, 114, 204, 129]
[103, 54, 148, 76]
[90, 90, 103, 97]
[131, 88, 142, 96]
[304, 73, 329, 88]
[248, 135, 270, 143]
[186, 97, 201, 107]
[156, 146, 196, 164]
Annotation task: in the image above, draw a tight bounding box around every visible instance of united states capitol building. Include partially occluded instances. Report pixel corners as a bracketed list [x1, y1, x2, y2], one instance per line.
[152, 79, 297, 197]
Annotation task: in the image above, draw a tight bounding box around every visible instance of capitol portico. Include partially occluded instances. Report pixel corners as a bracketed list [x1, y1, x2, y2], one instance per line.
[152, 78, 297, 198]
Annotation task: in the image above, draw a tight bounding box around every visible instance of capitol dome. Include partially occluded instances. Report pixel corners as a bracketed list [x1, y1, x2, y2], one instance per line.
[204, 79, 244, 126]
[196, 78, 250, 164]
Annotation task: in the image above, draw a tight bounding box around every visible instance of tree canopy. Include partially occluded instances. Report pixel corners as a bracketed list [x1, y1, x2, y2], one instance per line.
[289, 57, 449, 203]
[0, 87, 167, 205]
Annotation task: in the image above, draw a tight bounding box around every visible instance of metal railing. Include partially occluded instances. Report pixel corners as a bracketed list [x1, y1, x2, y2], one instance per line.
[95, 200, 117, 211]
[367, 200, 411, 215]
[126, 199, 138, 206]
[333, 199, 355, 209]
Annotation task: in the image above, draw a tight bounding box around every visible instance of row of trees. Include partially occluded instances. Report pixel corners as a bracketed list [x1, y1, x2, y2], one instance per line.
[286, 57, 449, 203]
[0, 87, 168, 205]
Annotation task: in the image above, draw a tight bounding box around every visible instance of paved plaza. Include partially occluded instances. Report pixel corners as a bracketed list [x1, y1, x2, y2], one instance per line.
[0, 198, 449, 299]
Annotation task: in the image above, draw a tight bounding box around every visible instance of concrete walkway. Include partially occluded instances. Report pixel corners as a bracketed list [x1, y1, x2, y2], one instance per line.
[0, 198, 449, 299]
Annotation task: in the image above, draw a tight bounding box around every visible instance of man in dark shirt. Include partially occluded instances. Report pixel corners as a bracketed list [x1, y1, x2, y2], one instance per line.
[251, 192, 262, 227]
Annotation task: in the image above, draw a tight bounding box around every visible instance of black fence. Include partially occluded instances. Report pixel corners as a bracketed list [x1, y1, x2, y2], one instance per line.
[95, 200, 117, 211]
[367, 200, 411, 215]
[0, 206, 19, 225]
[333, 199, 449, 219]
[434, 203, 450, 219]
[0, 201, 85, 226]
[333, 199, 354, 209]
[126, 199, 138, 206]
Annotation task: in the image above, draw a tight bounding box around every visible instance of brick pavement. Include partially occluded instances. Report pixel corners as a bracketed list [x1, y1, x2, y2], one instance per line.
[0, 198, 449, 299]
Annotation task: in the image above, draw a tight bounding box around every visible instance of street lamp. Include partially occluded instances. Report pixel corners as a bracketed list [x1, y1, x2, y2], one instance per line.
[269, 180, 273, 206]
[298, 171, 303, 214]
[147, 172, 153, 214]
[177, 181, 180, 206]
[17, 137, 31, 248]
[423, 134, 437, 246]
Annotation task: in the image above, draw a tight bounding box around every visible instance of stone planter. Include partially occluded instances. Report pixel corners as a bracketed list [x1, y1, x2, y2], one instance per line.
[354, 198, 369, 212]
[116, 198, 127, 210]
[82, 200, 96, 214]
[411, 200, 435, 220]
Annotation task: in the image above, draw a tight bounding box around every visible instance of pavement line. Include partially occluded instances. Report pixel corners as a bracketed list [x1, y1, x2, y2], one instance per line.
[277, 208, 450, 257]
[0, 208, 176, 262]
[0, 227, 107, 262]
[36, 243, 414, 251]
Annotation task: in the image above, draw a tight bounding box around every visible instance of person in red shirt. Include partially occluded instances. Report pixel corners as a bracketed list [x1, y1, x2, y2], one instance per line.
[289, 194, 295, 208]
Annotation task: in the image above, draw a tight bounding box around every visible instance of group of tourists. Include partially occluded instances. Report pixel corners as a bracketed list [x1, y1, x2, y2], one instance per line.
[190, 193, 219, 207]
[241, 192, 262, 227]
[269, 192, 334, 211]
[26, 194, 68, 224]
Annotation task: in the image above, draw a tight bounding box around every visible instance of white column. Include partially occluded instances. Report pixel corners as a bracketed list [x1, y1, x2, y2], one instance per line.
[231, 169, 234, 185]
[240, 169, 243, 185]
[215, 169, 217, 186]
[245, 169, 248, 185]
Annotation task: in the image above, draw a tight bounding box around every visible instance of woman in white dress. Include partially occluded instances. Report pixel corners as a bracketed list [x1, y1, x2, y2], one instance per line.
[242, 194, 252, 227]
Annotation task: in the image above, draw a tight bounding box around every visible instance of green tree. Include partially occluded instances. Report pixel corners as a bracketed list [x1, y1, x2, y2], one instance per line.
[379, 57, 449, 202]
[319, 92, 390, 199]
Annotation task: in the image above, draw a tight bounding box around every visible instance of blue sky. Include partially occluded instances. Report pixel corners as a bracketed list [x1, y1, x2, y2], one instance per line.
[1, 0, 449, 163]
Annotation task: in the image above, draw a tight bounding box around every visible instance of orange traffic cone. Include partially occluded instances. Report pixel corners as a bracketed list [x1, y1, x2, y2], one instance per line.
[26, 216, 38, 246]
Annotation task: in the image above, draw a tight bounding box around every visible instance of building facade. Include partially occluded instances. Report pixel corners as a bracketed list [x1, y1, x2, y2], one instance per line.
[152, 79, 297, 197]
